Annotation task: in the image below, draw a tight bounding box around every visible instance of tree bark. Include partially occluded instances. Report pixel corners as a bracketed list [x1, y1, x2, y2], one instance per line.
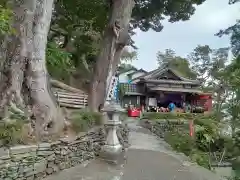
[88, 0, 135, 111]
[112, 28, 131, 76]
[0, 0, 65, 141]
[26, 0, 64, 140]
[0, 0, 36, 117]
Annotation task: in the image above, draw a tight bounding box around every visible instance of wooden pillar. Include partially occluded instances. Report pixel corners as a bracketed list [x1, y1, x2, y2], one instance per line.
[145, 95, 149, 107]
[137, 95, 140, 107]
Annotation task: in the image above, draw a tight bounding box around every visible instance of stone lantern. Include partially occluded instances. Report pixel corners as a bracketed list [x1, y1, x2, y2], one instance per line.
[100, 99, 125, 164]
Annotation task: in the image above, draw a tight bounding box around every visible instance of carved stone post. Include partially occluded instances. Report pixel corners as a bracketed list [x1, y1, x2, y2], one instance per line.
[100, 99, 125, 164]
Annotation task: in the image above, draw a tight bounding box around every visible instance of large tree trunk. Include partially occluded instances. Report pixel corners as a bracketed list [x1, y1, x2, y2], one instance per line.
[112, 28, 131, 75]
[26, 0, 64, 140]
[0, 0, 36, 116]
[0, 0, 64, 141]
[88, 0, 135, 111]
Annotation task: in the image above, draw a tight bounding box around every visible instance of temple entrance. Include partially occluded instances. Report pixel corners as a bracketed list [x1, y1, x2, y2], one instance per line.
[146, 91, 212, 113]
[156, 92, 184, 108]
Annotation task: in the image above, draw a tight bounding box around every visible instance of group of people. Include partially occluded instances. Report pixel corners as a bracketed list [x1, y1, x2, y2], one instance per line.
[147, 101, 192, 113]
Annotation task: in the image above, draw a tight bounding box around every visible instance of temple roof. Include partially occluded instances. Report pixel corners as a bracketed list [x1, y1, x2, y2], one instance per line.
[127, 68, 147, 76]
[149, 87, 202, 93]
[134, 65, 200, 85]
[143, 79, 199, 85]
[117, 66, 138, 74]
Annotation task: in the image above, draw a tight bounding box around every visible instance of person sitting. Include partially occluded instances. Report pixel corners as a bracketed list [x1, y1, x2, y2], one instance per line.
[175, 108, 184, 113]
[185, 102, 191, 113]
[168, 102, 176, 112]
[159, 107, 169, 112]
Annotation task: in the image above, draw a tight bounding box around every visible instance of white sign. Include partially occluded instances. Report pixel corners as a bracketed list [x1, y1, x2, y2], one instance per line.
[148, 98, 157, 106]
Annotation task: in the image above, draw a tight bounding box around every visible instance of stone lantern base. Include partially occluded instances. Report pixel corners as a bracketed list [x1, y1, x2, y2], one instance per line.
[99, 145, 125, 165]
[99, 121, 124, 165]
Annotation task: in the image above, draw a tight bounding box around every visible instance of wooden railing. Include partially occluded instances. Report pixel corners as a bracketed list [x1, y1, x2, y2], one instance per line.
[119, 83, 144, 93]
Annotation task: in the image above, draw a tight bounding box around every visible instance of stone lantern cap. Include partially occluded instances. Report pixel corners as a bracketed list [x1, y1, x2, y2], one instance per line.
[102, 99, 125, 113]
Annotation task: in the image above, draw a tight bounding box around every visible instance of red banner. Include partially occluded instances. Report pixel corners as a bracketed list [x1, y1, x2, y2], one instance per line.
[189, 120, 194, 137]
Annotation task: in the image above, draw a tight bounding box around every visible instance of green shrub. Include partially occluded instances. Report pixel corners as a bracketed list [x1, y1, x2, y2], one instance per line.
[194, 116, 220, 152]
[91, 112, 103, 126]
[223, 136, 235, 159]
[70, 110, 103, 133]
[142, 112, 215, 120]
[120, 112, 128, 121]
[147, 112, 225, 169]
[144, 112, 221, 150]
[144, 112, 236, 169]
[164, 130, 210, 168]
[0, 120, 24, 147]
[190, 150, 210, 169]
[164, 131, 195, 156]
[227, 177, 240, 180]
[0, 105, 29, 147]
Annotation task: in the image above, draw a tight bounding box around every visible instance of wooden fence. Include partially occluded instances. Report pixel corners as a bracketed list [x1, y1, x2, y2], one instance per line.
[51, 80, 88, 109]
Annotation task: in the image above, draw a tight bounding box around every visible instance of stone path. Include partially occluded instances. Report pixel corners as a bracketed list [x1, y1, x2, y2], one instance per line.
[44, 118, 226, 180]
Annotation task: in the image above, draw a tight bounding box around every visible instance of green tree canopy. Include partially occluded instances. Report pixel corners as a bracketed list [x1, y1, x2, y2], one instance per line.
[121, 47, 138, 63]
[157, 49, 197, 79]
[131, 0, 206, 32]
[47, 0, 208, 83]
[216, 20, 240, 58]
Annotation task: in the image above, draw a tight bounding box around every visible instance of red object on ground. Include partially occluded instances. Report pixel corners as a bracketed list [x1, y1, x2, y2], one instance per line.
[128, 109, 141, 117]
[189, 120, 194, 137]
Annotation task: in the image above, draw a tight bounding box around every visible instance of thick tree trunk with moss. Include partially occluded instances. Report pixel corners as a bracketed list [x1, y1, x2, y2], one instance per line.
[88, 0, 134, 111]
[0, 0, 36, 115]
[0, 0, 64, 141]
[27, 0, 65, 140]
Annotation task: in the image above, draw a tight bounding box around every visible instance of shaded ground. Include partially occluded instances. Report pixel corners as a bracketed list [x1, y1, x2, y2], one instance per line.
[44, 118, 226, 180]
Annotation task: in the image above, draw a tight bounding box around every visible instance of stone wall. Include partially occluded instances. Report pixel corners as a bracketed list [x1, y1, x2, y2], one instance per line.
[140, 119, 189, 138]
[0, 124, 129, 180]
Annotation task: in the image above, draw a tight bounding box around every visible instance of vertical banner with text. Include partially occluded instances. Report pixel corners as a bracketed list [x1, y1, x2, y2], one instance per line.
[189, 120, 194, 137]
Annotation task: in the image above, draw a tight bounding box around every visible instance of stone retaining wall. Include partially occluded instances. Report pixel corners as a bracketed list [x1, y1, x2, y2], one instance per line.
[140, 119, 189, 138]
[0, 124, 129, 180]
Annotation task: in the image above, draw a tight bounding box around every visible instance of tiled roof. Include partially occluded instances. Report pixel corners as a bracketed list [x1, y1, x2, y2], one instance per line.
[130, 68, 157, 82]
[149, 87, 202, 93]
[127, 69, 147, 76]
[132, 64, 200, 85]
[117, 66, 138, 74]
[144, 79, 200, 85]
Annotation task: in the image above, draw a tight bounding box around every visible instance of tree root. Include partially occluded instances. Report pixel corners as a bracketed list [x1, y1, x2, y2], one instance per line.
[0, 73, 65, 142]
[0, 88, 26, 119]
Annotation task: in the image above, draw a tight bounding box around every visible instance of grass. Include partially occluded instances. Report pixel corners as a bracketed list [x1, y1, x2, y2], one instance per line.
[0, 120, 25, 147]
[70, 110, 103, 133]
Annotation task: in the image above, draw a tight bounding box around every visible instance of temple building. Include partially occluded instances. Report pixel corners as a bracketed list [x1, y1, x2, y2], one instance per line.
[117, 65, 212, 112]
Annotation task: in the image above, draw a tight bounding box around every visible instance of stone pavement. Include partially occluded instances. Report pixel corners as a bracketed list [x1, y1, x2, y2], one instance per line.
[44, 118, 226, 180]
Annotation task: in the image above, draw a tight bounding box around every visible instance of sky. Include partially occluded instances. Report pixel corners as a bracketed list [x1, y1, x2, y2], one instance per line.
[131, 0, 240, 71]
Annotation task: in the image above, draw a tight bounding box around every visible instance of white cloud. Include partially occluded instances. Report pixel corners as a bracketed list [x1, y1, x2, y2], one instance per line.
[131, 0, 240, 71]
[190, 0, 240, 33]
